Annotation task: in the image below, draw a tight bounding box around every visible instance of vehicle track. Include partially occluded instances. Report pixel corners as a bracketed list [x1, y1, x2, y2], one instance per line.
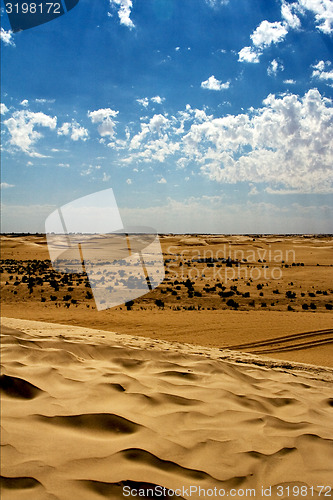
[227, 329, 333, 354]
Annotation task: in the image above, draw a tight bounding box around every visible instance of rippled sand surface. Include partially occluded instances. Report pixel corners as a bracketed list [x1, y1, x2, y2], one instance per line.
[1, 318, 333, 500]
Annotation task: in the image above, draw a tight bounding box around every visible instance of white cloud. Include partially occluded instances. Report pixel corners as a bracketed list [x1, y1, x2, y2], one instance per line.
[251, 20, 288, 47]
[281, 1, 302, 29]
[20, 99, 29, 107]
[58, 163, 70, 168]
[81, 165, 101, 177]
[157, 177, 167, 184]
[102, 172, 111, 182]
[0, 28, 15, 46]
[238, 46, 261, 63]
[267, 59, 284, 76]
[126, 178, 132, 184]
[151, 95, 165, 104]
[109, 0, 135, 29]
[181, 89, 333, 193]
[205, 0, 229, 6]
[35, 98, 56, 104]
[1, 103, 9, 114]
[137, 98, 149, 108]
[4, 110, 57, 156]
[298, 0, 333, 34]
[58, 120, 88, 141]
[249, 184, 259, 196]
[1, 182, 15, 189]
[88, 108, 118, 138]
[149, 114, 170, 134]
[201, 75, 230, 90]
[312, 60, 333, 82]
[284, 79, 296, 84]
[137, 96, 165, 107]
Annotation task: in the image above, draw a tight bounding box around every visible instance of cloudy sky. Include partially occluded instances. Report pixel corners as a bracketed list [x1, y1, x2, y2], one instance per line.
[1, 0, 332, 233]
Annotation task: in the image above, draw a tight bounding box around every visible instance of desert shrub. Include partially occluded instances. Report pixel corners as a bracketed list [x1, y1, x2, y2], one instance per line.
[259, 292, 264, 297]
[125, 300, 134, 310]
[249, 300, 255, 307]
[226, 299, 239, 309]
[219, 290, 234, 298]
[71, 299, 77, 304]
[308, 292, 315, 297]
[286, 290, 296, 299]
[310, 303, 317, 310]
[50, 295, 57, 301]
[287, 305, 294, 311]
[155, 299, 164, 308]
[261, 302, 267, 307]
[325, 303, 332, 310]
[273, 289, 280, 294]
[41, 297, 46, 302]
[302, 303, 309, 310]
[194, 291, 202, 297]
[242, 292, 250, 298]
[85, 291, 93, 299]
[63, 294, 72, 301]
[257, 284, 262, 290]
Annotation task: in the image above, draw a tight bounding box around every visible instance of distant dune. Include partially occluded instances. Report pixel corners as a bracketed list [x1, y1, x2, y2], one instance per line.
[1, 318, 333, 500]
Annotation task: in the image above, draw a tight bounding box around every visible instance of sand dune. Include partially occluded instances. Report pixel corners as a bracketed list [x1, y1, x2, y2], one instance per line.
[1, 318, 333, 500]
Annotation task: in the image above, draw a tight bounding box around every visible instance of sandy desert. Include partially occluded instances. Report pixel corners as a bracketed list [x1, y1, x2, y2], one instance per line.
[1, 234, 333, 499]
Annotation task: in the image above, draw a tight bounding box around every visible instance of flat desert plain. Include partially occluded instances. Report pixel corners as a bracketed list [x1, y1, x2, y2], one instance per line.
[1, 234, 333, 499]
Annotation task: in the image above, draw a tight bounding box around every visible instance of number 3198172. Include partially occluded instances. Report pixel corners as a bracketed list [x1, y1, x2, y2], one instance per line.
[5, 3, 61, 14]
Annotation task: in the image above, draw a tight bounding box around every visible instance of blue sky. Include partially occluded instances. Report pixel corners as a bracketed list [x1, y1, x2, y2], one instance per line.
[1, 0, 332, 233]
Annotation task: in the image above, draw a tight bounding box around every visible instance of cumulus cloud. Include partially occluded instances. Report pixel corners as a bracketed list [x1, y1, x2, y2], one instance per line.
[148, 114, 170, 134]
[136, 98, 149, 108]
[157, 177, 167, 184]
[88, 108, 118, 138]
[0, 28, 15, 46]
[109, 0, 135, 29]
[238, 46, 261, 63]
[58, 120, 88, 141]
[239, 0, 333, 66]
[281, 1, 302, 29]
[181, 89, 333, 193]
[299, 0, 333, 34]
[126, 178, 132, 184]
[251, 20, 288, 47]
[284, 79, 296, 84]
[1, 103, 9, 114]
[20, 99, 29, 107]
[201, 75, 230, 90]
[4, 110, 57, 156]
[267, 59, 284, 76]
[102, 172, 111, 182]
[137, 96, 165, 107]
[312, 60, 333, 82]
[1, 182, 15, 189]
[151, 95, 165, 104]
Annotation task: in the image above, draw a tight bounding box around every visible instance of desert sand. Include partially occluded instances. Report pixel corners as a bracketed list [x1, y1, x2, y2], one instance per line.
[1, 234, 333, 499]
[1, 317, 333, 500]
[1, 234, 332, 367]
